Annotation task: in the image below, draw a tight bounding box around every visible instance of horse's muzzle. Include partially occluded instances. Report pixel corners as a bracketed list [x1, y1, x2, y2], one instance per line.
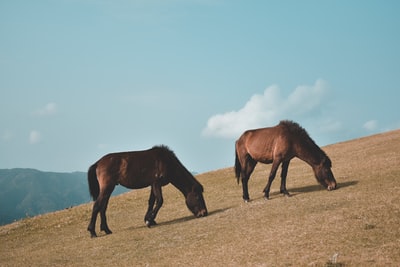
[196, 209, 208, 217]
[327, 183, 337, 191]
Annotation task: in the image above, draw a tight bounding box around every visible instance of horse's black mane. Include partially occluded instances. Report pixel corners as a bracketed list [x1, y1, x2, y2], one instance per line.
[152, 145, 179, 158]
[152, 144, 172, 152]
[279, 120, 331, 166]
[279, 120, 309, 136]
[151, 145, 202, 187]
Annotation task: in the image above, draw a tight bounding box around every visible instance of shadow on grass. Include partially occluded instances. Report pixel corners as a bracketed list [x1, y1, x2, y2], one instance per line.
[261, 180, 359, 199]
[290, 180, 358, 194]
[157, 208, 232, 227]
[129, 207, 233, 230]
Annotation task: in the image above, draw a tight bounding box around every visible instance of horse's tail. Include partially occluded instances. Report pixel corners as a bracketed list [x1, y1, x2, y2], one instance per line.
[88, 163, 100, 201]
[234, 145, 241, 185]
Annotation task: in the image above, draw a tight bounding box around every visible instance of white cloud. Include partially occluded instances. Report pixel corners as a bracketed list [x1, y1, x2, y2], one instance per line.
[34, 102, 57, 116]
[363, 120, 378, 131]
[202, 79, 329, 139]
[29, 130, 41, 144]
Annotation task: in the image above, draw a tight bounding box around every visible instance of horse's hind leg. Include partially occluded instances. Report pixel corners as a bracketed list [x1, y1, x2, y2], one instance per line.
[242, 156, 256, 202]
[99, 185, 115, 235]
[241, 176, 250, 202]
[263, 160, 281, 200]
[88, 201, 100, 238]
[99, 194, 113, 235]
[280, 160, 291, 197]
[87, 189, 113, 237]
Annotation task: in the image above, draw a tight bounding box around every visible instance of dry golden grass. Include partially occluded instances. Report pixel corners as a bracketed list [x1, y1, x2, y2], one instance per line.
[1, 130, 400, 266]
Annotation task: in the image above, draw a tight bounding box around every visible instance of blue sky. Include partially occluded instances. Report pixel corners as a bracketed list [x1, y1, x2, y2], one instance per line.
[1, 0, 399, 173]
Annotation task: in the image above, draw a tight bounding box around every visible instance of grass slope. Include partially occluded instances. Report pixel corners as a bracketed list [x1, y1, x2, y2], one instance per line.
[1, 130, 399, 266]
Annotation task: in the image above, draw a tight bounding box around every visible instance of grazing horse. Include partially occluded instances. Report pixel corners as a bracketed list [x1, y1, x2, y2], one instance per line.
[87, 145, 208, 238]
[235, 120, 337, 202]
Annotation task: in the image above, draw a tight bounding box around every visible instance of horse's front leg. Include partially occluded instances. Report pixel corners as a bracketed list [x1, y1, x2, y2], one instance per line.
[144, 184, 163, 227]
[145, 188, 157, 227]
[280, 160, 291, 197]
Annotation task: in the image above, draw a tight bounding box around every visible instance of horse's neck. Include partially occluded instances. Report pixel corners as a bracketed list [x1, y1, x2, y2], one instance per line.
[171, 173, 193, 196]
[296, 143, 324, 167]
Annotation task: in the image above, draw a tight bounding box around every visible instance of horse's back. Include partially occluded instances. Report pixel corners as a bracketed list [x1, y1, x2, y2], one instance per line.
[236, 123, 293, 162]
[94, 149, 165, 189]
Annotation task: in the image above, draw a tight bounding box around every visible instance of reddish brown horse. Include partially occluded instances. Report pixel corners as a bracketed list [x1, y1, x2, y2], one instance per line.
[235, 120, 337, 202]
[87, 145, 208, 238]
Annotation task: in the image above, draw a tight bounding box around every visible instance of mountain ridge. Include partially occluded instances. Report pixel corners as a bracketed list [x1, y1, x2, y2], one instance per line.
[0, 168, 128, 225]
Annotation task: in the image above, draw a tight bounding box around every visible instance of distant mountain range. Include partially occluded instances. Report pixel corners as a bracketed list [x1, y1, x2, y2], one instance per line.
[0, 168, 129, 225]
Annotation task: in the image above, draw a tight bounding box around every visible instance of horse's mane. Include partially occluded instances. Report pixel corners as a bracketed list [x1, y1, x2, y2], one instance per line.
[279, 120, 331, 166]
[279, 120, 310, 137]
[152, 145, 181, 166]
[152, 145, 203, 190]
[152, 144, 173, 154]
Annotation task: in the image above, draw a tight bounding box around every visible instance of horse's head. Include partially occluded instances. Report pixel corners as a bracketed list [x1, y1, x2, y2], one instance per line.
[314, 156, 337, 191]
[185, 184, 208, 218]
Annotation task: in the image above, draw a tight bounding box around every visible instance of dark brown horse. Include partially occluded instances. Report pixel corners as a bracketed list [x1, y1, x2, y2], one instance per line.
[235, 120, 337, 202]
[87, 145, 208, 238]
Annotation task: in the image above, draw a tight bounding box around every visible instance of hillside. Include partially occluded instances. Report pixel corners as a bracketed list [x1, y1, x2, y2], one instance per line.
[0, 169, 129, 225]
[1, 129, 399, 266]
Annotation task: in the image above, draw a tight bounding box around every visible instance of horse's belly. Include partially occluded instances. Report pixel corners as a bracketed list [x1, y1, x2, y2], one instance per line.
[121, 183, 148, 190]
[259, 159, 273, 164]
[118, 175, 168, 189]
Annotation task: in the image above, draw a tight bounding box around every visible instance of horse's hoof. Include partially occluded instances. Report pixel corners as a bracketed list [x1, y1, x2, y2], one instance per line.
[101, 227, 112, 235]
[264, 196, 269, 201]
[88, 228, 97, 238]
[89, 231, 97, 238]
[145, 220, 157, 227]
[284, 193, 291, 198]
[280, 190, 291, 198]
[243, 198, 250, 203]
